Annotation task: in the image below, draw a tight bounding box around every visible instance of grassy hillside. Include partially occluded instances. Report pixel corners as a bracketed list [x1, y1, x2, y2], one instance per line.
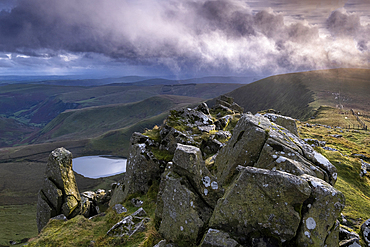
[227, 68, 370, 120]
[298, 106, 370, 238]
[29, 95, 202, 143]
[0, 117, 39, 148]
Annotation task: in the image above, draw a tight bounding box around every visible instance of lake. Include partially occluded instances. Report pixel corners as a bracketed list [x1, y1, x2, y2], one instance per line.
[72, 156, 127, 179]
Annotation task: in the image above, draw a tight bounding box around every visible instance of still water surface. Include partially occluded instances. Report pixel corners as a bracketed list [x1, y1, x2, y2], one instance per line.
[73, 156, 127, 179]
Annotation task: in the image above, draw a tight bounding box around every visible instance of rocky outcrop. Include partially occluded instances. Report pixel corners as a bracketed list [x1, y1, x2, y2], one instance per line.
[155, 170, 213, 244]
[108, 97, 345, 246]
[215, 113, 338, 186]
[37, 147, 81, 232]
[209, 166, 312, 244]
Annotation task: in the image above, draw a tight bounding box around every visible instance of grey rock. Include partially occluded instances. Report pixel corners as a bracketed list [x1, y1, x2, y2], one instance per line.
[154, 240, 167, 247]
[339, 238, 361, 247]
[156, 171, 213, 244]
[109, 182, 125, 207]
[50, 214, 67, 221]
[295, 175, 345, 247]
[201, 138, 224, 157]
[264, 113, 299, 136]
[361, 219, 370, 246]
[214, 115, 232, 130]
[132, 207, 147, 217]
[112, 204, 127, 214]
[173, 144, 223, 208]
[215, 114, 268, 185]
[339, 227, 360, 241]
[107, 215, 150, 238]
[255, 138, 328, 181]
[130, 132, 150, 145]
[117, 143, 160, 203]
[360, 159, 370, 177]
[209, 166, 311, 243]
[304, 138, 326, 147]
[196, 102, 211, 115]
[215, 113, 338, 186]
[198, 125, 216, 133]
[37, 147, 81, 233]
[81, 195, 92, 218]
[200, 228, 240, 247]
[131, 198, 144, 207]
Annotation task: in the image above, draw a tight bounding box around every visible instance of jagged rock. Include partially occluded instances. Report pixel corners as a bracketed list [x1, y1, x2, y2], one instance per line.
[215, 113, 337, 186]
[107, 214, 150, 237]
[132, 207, 147, 217]
[156, 171, 213, 244]
[50, 214, 68, 221]
[361, 219, 370, 246]
[304, 138, 326, 147]
[131, 198, 144, 207]
[209, 166, 311, 244]
[130, 132, 150, 145]
[339, 238, 361, 247]
[109, 182, 125, 207]
[198, 125, 216, 133]
[81, 195, 92, 218]
[255, 138, 327, 181]
[214, 130, 232, 140]
[340, 226, 360, 242]
[360, 159, 370, 177]
[263, 113, 298, 136]
[112, 204, 127, 214]
[173, 144, 223, 208]
[201, 138, 224, 157]
[214, 114, 269, 185]
[196, 102, 211, 115]
[295, 175, 345, 246]
[154, 240, 167, 247]
[215, 95, 244, 113]
[115, 143, 160, 203]
[214, 115, 232, 130]
[160, 125, 196, 153]
[37, 147, 81, 233]
[200, 228, 240, 247]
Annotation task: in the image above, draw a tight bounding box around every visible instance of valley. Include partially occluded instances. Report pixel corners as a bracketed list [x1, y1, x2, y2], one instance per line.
[0, 69, 370, 246]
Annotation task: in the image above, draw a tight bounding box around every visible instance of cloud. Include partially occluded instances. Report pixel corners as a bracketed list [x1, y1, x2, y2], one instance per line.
[0, 0, 368, 76]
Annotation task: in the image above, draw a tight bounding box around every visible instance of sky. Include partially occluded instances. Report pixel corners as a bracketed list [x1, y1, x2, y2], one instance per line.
[0, 0, 369, 79]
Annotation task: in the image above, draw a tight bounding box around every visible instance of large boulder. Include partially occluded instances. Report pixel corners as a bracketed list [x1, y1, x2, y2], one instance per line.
[215, 114, 338, 186]
[215, 114, 269, 185]
[156, 171, 213, 245]
[295, 175, 345, 246]
[120, 143, 160, 203]
[173, 144, 224, 208]
[37, 147, 81, 232]
[209, 166, 312, 245]
[263, 113, 299, 136]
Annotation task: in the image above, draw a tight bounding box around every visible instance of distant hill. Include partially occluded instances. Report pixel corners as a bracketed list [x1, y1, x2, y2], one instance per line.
[225, 68, 370, 120]
[0, 117, 39, 148]
[27, 95, 202, 144]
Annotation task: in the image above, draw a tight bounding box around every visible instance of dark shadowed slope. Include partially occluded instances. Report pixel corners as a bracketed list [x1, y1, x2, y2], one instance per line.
[226, 68, 370, 120]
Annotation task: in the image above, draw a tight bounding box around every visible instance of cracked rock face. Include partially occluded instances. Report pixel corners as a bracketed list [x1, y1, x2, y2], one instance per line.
[37, 147, 81, 232]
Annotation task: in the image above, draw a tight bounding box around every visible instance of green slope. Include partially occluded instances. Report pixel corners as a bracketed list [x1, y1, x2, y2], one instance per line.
[226, 68, 370, 120]
[30, 95, 202, 143]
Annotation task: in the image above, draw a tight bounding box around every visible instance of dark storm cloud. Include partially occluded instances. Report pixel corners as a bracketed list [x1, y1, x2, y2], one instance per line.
[0, 0, 368, 76]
